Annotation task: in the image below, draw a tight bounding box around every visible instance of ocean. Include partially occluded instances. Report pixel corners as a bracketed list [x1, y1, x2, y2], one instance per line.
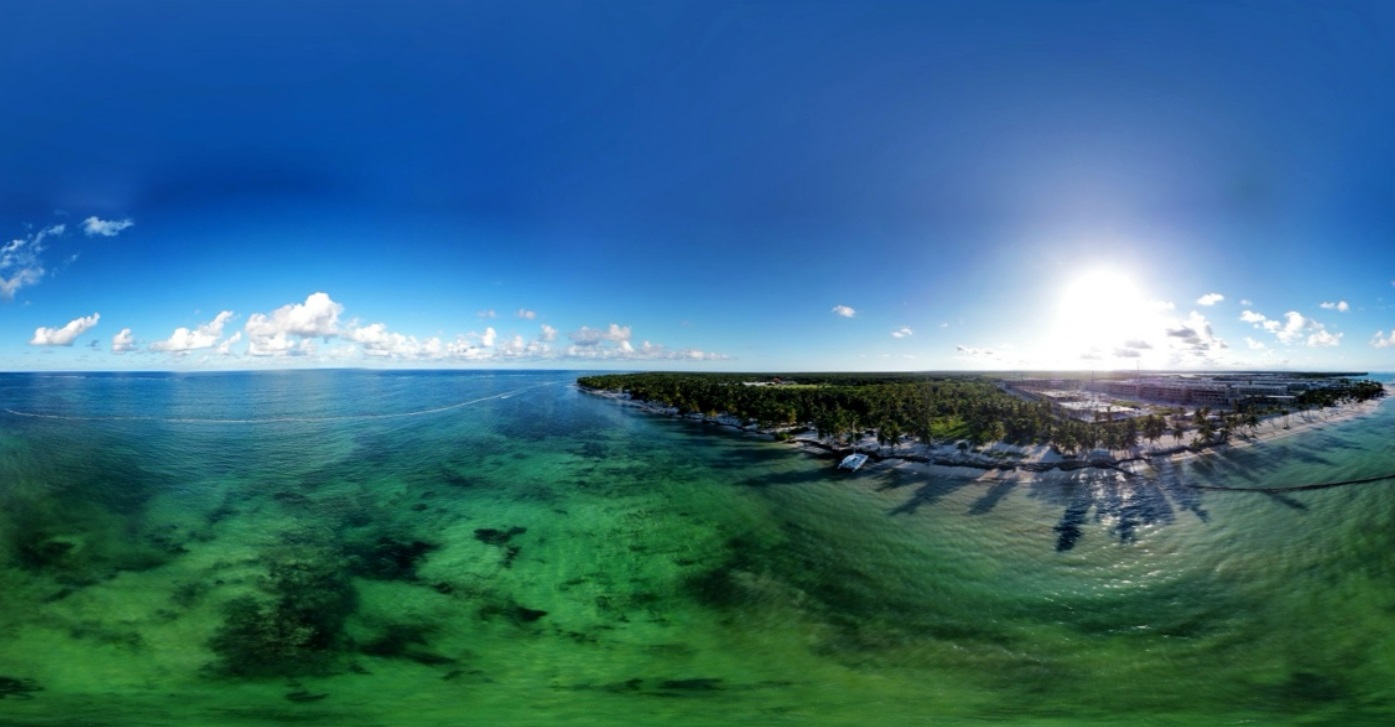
[2, 369, 1394, 726]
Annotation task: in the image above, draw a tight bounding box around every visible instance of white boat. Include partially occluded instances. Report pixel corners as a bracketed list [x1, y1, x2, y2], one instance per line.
[838, 453, 868, 471]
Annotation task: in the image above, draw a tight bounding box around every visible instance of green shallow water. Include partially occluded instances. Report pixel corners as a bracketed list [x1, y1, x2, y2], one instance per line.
[2, 370, 1394, 726]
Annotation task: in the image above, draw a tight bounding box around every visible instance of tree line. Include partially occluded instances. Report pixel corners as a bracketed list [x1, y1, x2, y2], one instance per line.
[577, 372, 1386, 457]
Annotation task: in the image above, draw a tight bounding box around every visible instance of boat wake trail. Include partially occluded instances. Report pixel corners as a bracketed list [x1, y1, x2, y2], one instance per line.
[1, 381, 560, 425]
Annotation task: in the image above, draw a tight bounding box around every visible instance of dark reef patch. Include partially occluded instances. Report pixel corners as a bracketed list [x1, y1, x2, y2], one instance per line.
[474, 526, 527, 546]
[207, 546, 358, 678]
[0, 676, 42, 700]
[346, 536, 439, 581]
[479, 601, 549, 625]
[358, 622, 456, 665]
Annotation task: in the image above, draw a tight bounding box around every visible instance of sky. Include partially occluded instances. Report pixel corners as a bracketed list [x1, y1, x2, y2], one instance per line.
[4, 0, 1395, 373]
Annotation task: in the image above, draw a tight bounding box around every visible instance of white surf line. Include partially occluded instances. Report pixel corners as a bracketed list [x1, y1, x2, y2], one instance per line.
[2, 381, 561, 425]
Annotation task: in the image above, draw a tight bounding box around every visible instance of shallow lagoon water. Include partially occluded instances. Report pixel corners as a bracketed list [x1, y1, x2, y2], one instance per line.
[2, 370, 1394, 725]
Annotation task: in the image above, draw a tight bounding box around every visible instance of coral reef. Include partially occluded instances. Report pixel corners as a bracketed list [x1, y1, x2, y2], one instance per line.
[207, 546, 357, 678]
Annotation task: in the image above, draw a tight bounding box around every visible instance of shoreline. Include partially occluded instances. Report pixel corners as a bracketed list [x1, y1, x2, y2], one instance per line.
[580, 383, 1394, 486]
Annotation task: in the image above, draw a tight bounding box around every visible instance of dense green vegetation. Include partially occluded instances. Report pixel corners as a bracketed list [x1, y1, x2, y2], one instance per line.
[577, 372, 1386, 456]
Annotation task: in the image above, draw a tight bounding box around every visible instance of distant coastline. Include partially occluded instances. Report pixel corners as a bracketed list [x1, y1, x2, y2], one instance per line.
[578, 373, 1392, 485]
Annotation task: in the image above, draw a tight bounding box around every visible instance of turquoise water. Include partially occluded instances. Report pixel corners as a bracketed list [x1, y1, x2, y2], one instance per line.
[2, 370, 1394, 725]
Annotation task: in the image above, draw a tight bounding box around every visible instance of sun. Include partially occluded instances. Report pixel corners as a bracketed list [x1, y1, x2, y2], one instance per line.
[1046, 267, 1162, 366]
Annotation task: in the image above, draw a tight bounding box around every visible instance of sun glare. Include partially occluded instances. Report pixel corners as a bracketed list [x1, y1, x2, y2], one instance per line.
[1047, 267, 1161, 366]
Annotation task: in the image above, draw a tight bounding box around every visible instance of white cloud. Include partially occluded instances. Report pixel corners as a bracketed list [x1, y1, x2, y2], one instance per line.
[1196, 293, 1224, 306]
[517, 308, 536, 320]
[891, 326, 913, 338]
[151, 311, 235, 352]
[246, 331, 314, 357]
[1243, 309, 1329, 347]
[1373, 331, 1395, 349]
[831, 305, 855, 318]
[1319, 300, 1350, 312]
[346, 322, 443, 359]
[215, 331, 242, 356]
[940, 322, 949, 328]
[1274, 311, 1307, 345]
[955, 344, 995, 357]
[569, 323, 631, 346]
[1165, 311, 1228, 353]
[477, 309, 496, 318]
[1244, 309, 1342, 348]
[1244, 336, 1267, 350]
[560, 337, 727, 361]
[244, 292, 343, 356]
[1307, 329, 1342, 347]
[1240, 299, 1253, 306]
[481, 326, 497, 347]
[1, 224, 64, 300]
[82, 216, 134, 237]
[540, 324, 557, 342]
[30, 312, 100, 346]
[112, 327, 136, 353]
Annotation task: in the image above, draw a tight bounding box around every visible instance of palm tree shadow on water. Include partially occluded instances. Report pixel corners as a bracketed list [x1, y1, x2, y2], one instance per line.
[887, 478, 977, 516]
[1037, 473, 1193, 552]
[882, 456, 1222, 552]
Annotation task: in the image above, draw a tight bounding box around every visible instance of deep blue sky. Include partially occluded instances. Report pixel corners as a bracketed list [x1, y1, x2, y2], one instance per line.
[4, 1, 1395, 371]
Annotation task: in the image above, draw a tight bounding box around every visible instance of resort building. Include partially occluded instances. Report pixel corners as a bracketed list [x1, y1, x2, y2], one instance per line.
[1003, 373, 1329, 413]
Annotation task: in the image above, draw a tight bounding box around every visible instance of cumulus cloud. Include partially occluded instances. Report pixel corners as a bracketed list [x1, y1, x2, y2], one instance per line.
[560, 337, 727, 361]
[1307, 329, 1342, 347]
[151, 311, 235, 353]
[1, 224, 64, 300]
[1244, 309, 1342, 348]
[1196, 293, 1224, 306]
[346, 320, 546, 362]
[30, 312, 100, 346]
[1242, 309, 1316, 346]
[112, 327, 136, 353]
[1278, 312, 1312, 344]
[477, 309, 496, 318]
[1165, 311, 1228, 353]
[347, 322, 444, 359]
[569, 323, 631, 346]
[1269, 312, 1308, 344]
[831, 305, 855, 318]
[1113, 347, 1143, 358]
[245, 292, 343, 356]
[1245, 336, 1267, 350]
[1320, 300, 1350, 312]
[1122, 339, 1152, 350]
[215, 331, 242, 356]
[82, 216, 134, 237]
[540, 324, 557, 342]
[956, 344, 995, 357]
[516, 308, 536, 320]
[891, 326, 913, 338]
[1373, 331, 1395, 349]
